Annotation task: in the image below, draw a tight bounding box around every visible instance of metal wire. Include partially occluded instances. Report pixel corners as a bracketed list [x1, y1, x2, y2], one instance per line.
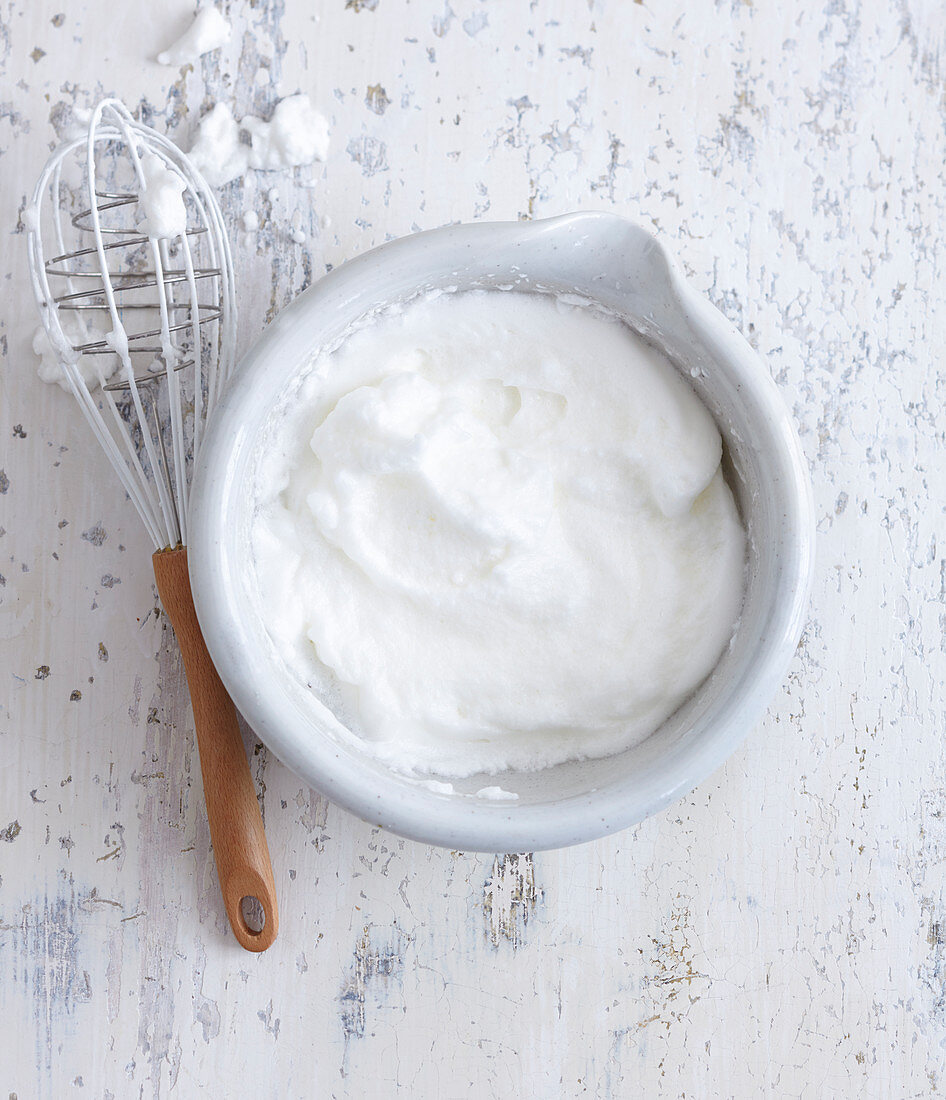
[25, 98, 237, 550]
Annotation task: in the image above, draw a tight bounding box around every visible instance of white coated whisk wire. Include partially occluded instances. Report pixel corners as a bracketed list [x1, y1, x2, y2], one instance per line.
[26, 98, 236, 551]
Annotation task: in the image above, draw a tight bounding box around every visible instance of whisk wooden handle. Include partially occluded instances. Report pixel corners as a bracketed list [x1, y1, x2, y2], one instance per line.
[152, 546, 278, 952]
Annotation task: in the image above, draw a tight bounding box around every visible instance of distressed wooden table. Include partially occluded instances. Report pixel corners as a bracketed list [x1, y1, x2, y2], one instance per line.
[2, 1, 944, 1096]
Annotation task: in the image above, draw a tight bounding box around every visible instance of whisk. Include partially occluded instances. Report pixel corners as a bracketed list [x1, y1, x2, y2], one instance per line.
[26, 98, 278, 952]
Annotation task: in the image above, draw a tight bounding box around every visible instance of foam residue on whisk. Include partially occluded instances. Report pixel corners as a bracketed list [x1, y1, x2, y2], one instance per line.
[27, 96, 237, 552]
[32, 321, 116, 392]
[137, 153, 187, 239]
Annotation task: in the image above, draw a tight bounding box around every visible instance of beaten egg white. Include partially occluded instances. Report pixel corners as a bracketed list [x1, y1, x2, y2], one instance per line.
[251, 290, 745, 778]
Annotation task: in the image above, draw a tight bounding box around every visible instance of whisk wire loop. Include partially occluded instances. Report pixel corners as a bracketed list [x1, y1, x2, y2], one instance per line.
[26, 97, 237, 551]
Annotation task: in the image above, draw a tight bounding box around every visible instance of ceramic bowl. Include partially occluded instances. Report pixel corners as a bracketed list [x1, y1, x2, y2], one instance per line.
[189, 212, 814, 852]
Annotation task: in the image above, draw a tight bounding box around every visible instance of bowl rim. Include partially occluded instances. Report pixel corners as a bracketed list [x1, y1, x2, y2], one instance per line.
[189, 211, 815, 852]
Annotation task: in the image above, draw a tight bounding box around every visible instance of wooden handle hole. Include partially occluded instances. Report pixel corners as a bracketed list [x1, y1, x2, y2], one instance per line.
[240, 895, 266, 936]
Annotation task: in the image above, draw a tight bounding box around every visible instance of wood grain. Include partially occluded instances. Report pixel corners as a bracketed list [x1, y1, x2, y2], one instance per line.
[152, 546, 278, 953]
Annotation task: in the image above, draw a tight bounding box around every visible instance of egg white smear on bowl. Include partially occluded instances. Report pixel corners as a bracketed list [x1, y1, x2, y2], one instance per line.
[250, 290, 746, 778]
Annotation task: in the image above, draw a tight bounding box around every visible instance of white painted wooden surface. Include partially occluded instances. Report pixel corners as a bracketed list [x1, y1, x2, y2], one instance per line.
[1, 1, 944, 1096]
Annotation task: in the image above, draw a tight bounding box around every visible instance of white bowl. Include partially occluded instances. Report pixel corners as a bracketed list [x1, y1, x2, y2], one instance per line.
[189, 212, 814, 852]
